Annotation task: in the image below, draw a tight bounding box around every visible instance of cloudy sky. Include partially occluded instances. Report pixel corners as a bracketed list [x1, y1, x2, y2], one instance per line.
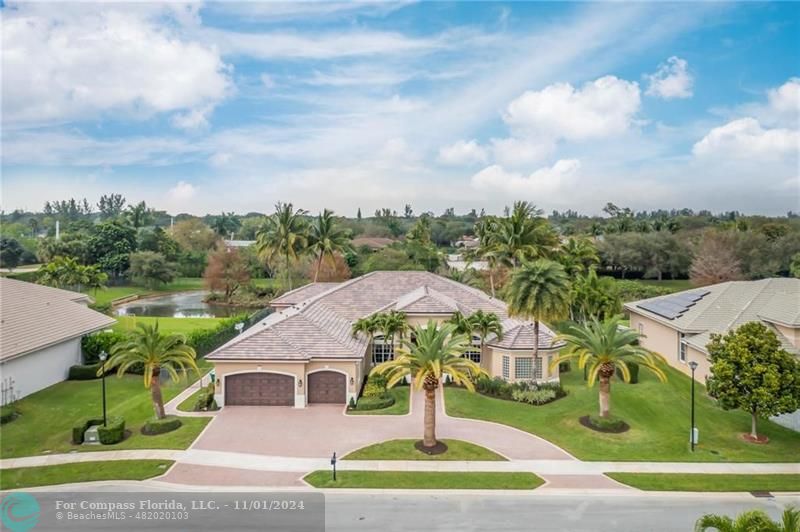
[1, 1, 798, 216]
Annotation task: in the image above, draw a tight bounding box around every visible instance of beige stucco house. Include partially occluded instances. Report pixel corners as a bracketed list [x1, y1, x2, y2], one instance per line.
[207, 271, 563, 408]
[625, 278, 800, 430]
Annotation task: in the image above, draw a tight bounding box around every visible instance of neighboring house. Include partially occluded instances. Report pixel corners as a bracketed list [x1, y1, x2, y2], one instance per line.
[625, 278, 800, 431]
[223, 239, 256, 249]
[454, 235, 479, 249]
[0, 278, 116, 404]
[351, 237, 397, 251]
[446, 253, 488, 272]
[207, 271, 563, 408]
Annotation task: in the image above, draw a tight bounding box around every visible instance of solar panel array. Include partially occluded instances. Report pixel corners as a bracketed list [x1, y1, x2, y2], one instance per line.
[637, 290, 711, 320]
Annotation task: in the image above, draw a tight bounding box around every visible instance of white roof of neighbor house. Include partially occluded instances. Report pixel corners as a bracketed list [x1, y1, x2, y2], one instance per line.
[624, 278, 800, 354]
[208, 271, 561, 361]
[0, 278, 116, 362]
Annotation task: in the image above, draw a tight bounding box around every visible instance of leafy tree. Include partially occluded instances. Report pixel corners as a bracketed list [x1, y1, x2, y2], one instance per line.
[695, 505, 799, 532]
[0, 237, 24, 269]
[371, 321, 485, 449]
[302, 251, 352, 282]
[256, 202, 308, 291]
[128, 251, 177, 289]
[211, 212, 241, 237]
[87, 221, 137, 278]
[550, 318, 667, 418]
[706, 322, 800, 440]
[137, 227, 180, 261]
[791, 253, 800, 279]
[102, 322, 199, 419]
[97, 193, 126, 219]
[361, 247, 422, 273]
[171, 218, 218, 252]
[36, 235, 90, 264]
[570, 270, 622, 321]
[125, 201, 155, 228]
[38, 256, 107, 292]
[203, 246, 250, 303]
[307, 209, 353, 282]
[404, 204, 413, 218]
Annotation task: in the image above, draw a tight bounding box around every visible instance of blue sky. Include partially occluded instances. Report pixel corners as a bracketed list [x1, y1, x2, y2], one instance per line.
[1, 1, 798, 216]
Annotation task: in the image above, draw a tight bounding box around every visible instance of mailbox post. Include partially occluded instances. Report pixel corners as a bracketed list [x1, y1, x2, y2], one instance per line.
[331, 452, 337, 481]
[689, 361, 698, 451]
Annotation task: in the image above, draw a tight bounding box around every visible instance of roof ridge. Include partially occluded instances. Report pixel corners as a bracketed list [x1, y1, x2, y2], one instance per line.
[302, 303, 366, 356]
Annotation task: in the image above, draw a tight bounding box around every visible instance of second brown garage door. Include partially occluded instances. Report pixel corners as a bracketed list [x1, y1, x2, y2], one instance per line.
[308, 371, 346, 404]
[225, 372, 294, 406]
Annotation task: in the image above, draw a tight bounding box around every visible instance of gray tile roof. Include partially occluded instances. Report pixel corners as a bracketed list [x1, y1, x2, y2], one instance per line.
[624, 278, 800, 355]
[488, 320, 566, 351]
[0, 278, 116, 361]
[208, 271, 558, 361]
[270, 282, 341, 307]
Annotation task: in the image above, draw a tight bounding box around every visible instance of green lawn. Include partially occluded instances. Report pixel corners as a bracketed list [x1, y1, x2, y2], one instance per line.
[444, 368, 800, 463]
[634, 279, 694, 291]
[114, 316, 224, 335]
[86, 277, 207, 306]
[0, 460, 174, 490]
[343, 439, 507, 461]
[303, 471, 543, 489]
[348, 387, 410, 415]
[177, 387, 205, 412]
[0, 372, 210, 459]
[606, 473, 800, 492]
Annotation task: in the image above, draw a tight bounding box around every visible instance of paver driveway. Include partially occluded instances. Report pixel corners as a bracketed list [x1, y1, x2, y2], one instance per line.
[191, 387, 573, 460]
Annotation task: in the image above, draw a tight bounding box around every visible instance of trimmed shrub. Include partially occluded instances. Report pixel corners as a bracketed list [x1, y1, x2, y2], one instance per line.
[98, 416, 126, 444]
[72, 418, 104, 444]
[476, 376, 567, 405]
[511, 388, 557, 405]
[351, 393, 395, 411]
[1, 404, 19, 424]
[68, 363, 102, 380]
[192, 384, 218, 411]
[142, 416, 182, 436]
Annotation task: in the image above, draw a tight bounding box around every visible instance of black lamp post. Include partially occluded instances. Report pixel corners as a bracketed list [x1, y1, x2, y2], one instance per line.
[99, 351, 108, 427]
[689, 360, 698, 452]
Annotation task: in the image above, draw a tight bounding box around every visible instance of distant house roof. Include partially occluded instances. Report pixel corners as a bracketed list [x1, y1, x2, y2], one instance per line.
[0, 278, 116, 362]
[223, 240, 256, 248]
[270, 282, 342, 308]
[208, 271, 559, 361]
[624, 278, 800, 355]
[351, 237, 396, 250]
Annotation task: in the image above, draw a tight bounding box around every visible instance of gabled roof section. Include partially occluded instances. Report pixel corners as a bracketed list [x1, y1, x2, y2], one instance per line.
[391, 286, 471, 315]
[270, 282, 341, 308]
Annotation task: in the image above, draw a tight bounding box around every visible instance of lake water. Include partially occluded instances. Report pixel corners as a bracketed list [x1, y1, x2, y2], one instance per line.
[114, 291, 261, 318]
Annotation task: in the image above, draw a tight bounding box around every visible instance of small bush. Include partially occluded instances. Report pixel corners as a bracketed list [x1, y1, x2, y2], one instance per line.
[98, 416, 126, 444]
[351, 393, 395, 411]
[72, 418, 104, 444]
[588, 414, 628, 432]
[1, 404, 19, 424]
[193, 384, 218, 411]
[511, 388, 557, 405]
[68, 363, 102, 380]
[476, 376, 566, 405]
[142, 416, 182, 436]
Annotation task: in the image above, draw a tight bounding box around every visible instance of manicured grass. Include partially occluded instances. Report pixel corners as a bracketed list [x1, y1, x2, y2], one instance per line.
[177, 387, 205, 412]
[343, 439, 507, 461]
[444, 368, 800, 463]
[114, 316, 224, 335]
[634, 279, 694, 291]
[303, 471, 543, 489]
[86, 277, 206, 306]
[0, 372, 210, 459]
[0, 460, 174, 490]
[348, 386, 410, 415]
[606, 473, 800, 492]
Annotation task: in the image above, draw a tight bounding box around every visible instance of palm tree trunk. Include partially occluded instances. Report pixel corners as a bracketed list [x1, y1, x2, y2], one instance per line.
[533, 319, 540, 360]
[151, 368, 166, 419]
[314, 252, 323, 283]
[750, 411, 758, 439]
[285, 251, 292, 291]
[598, 374, 611, 418]
[489, 270, 496, 298]
[423, 381, 437, 447]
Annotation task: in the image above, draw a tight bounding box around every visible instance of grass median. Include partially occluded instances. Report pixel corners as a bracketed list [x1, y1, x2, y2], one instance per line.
[606, 473, 800, 492]
[304, 470, 543, 489]
[0, 460, 174, 490]
[343, 439, 506, 461]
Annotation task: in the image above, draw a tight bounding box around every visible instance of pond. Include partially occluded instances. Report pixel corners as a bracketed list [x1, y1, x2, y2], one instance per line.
[113, 291, 261, 318]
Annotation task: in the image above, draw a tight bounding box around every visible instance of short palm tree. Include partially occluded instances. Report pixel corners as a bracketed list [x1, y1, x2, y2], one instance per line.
[101, 322, 199, 420]
[695, 506, 799, 532]
[371, 321, 485, 448]
[446, 311, 473, 336]
[469, 310, 504, 353]
[506, 259, 570, 359]
[549, 317, 667, 418]
[256, 202, 308, 291]
[377, 310, 409, 355]
[307, 209, 353, 282]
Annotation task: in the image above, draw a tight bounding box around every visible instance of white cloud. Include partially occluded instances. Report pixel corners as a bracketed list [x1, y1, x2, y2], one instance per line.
[171, 106, 213, 131]
[260, 74, 277, 89]
[645, 56, 693, 99]
[490, 137, 554, 168]
[209, 152, 232, 167]
[471, 159, 581, 195]
[503, 76, 641, 141]
[437, 139, 488, 166]
[767, 78, 800, 115]
[692, 117, 799, 160]
[168, 181, 197, 202]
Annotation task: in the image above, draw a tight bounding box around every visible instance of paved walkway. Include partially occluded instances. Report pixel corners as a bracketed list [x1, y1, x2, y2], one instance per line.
[163, 372, 217, 418]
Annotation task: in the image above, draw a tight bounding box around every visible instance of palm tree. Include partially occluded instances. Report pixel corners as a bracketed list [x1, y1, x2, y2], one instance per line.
[695, 506, 799, 532]
[446, 311, 473, 336]
[549, 318, 667, 419]
[377, 310, 409, 356]
[494, 202, 558, 268]
[101, 322, 199, 420]
[371, 321, 485, 448]
[351, 315, 381, 352]
[469, 310, 504, 354]
[506, 259, 570, 360]
[256, 202, 308, 291]
[307, 209, 353, 282]
[212, 212, 241, 237]
[558, 237, 600, 277]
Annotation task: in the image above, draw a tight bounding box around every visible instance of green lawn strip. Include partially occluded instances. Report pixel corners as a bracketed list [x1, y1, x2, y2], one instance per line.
[0, 372, 210, 458]
[606, 473, 800, 492]
[444, 368, 800, 463]
[303, 471, 543, 489]
[634, 279, 694, 291]
[0, 460, 175, 490]
[114, 316, 224, 335]
[348, 386, 410, 415]
[343, 439, 507, 461]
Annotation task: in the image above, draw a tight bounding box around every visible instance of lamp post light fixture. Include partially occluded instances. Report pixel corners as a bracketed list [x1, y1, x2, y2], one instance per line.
[99, 351, 108, 427]
[688, 360, 698, 452]
[234, 322, 244, 335]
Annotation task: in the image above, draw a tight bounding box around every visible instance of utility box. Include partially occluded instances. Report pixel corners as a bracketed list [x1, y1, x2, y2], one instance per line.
[690, 427, 699, 445]
[84, 425, 101, 445]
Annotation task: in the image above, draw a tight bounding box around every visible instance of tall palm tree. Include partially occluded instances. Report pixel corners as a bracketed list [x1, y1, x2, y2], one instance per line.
[506, 259, 570, 359]
[494, 202, 558, 268]
[469, 310, 504, 354]
[307, 209, 353, 282]
[371, 321, 485, 448]
[549, 317, 667, 419]
[474, 217, 502, 297]
[256, 202, 308, 291]
[558, 237, 600, 277]
[100, 322, 199, 419]
[695, 506, 799, 532]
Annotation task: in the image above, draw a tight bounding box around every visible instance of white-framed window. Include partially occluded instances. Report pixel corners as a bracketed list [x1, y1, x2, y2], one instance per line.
[515, 357, 533, 379]
[502, 356, 510, 379]
[638, 323, 644, 335]
[678, 333, 687, 363]
[372, 335, 394, 364]
[464, 335, 481, 363]
[535, 357, 543, 379]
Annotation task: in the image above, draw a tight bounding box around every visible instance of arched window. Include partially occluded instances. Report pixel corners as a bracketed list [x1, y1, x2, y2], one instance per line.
[464, 335, 481, 363]
[372, 335, 394, 364]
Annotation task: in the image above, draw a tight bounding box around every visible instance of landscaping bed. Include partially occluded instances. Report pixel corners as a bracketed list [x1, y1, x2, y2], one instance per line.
[348, 381, 410, 416]
[473, 376, 567, 406]
[303, 471, 543, 490]
[0, 460, 174, 490]
[343, 439, 506, 461]
[606, 473, 800, 492]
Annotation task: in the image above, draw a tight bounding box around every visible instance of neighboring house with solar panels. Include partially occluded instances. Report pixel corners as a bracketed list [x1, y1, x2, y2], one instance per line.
[624, 278, 800, 431]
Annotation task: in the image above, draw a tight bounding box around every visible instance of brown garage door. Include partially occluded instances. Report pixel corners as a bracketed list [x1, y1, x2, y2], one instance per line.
[225, 373, 294, 406]
[308, 371, 346, 404]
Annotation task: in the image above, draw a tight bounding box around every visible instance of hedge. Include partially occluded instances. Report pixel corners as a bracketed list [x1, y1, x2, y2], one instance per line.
[142, 416, 182, 436]
[351, 393, 395, 411]
[81, 331, 126, 364]
[98, 416, 126, 444]
[1, 404, 19, 424]
[72, 418, 104, 444]
[68, 363, 103, 381]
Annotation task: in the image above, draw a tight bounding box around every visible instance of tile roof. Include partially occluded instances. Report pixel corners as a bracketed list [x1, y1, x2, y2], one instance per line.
[0, 278, 116, 361]
[488, 321, 566, 351]
[208, 271, 558, 361]
[624, 278, 800, 355]
[270, 282, 341, 307]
